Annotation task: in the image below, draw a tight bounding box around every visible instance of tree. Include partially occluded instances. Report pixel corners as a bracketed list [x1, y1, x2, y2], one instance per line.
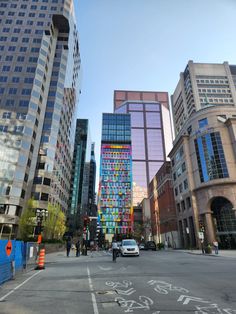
[43, 203, 66, 240]
[18, 198, 35, 241]
[133, 222, 144, 241]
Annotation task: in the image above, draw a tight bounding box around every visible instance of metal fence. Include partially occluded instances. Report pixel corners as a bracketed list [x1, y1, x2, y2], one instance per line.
[0, 240, 38, 285]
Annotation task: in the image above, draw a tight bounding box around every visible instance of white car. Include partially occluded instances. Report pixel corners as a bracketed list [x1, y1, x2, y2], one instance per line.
[120, 239, 139, 256]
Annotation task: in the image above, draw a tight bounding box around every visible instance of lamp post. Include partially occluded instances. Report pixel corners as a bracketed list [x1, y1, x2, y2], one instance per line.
[35, 208, 48, 244]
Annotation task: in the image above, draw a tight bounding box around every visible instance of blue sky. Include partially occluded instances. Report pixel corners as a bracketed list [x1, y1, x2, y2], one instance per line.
[74, 0, 236, 189]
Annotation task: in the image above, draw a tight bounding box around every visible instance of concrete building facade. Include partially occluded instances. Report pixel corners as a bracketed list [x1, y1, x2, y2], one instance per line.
[170, 61, 236, 249]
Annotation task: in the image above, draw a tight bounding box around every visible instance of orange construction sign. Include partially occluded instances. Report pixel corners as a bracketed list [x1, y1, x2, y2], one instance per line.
[5, 240, 12, 257]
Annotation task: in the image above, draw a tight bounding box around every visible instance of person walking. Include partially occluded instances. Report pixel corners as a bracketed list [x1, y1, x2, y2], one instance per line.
[75, 240, 80, 257]
[112, 240, 118, 262]
[66, 237, 72, 257]
[200, 239, 205, 254]
[213, 240, 219, 254]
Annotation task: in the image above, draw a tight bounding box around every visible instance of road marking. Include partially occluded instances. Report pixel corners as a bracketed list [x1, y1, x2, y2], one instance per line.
[116, 287, 136, 296]
[99, 266, 112, 271]
[87, 266, 99, 314]
[115, 295, 154, 312]
[178, 295, 209, 305]
[0, 270, 43, 302]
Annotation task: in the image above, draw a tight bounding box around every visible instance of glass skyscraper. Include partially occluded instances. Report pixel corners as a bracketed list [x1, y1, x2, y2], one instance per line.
[0, 0, 81, 238]
[114, 91, 173, 206]
[68, 119, 96, 236]
[98, 113, 132, 241]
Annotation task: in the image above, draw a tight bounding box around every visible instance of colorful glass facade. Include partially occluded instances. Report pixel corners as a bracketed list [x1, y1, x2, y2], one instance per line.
[98, 114, 133, 238]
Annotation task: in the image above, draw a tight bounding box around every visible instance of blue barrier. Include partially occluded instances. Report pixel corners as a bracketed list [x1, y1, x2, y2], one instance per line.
[0, 240, 27, 285]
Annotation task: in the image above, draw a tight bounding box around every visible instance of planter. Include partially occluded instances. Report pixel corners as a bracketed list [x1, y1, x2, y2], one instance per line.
[205, 246, 212, 254]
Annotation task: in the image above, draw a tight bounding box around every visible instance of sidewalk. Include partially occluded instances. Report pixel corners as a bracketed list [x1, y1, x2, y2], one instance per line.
[171, 249, 236, 258]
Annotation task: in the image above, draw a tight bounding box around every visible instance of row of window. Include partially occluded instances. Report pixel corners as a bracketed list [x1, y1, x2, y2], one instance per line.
[198, 88, 230, 94]
[176, 197, 191, 212]
[196, 78, 228, 84]
[1, 112, 27, 120]
[174, 179, 188, 196]
[0, 125, 24, 133]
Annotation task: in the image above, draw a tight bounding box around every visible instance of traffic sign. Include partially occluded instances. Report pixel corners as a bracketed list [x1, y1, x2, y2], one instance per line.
[5, 240, 12, 257]
[198, 232, 204, 239]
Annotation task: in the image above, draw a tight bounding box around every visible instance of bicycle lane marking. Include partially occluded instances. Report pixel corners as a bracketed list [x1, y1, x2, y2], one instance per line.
[0, 270, 43, 302]
[87, 266, 99, 314]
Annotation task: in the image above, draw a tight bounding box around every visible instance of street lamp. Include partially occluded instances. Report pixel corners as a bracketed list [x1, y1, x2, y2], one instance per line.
[35, 208, 48, 244]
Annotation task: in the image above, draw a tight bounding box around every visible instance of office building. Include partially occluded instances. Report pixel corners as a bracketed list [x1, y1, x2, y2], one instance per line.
[68, 119, 96, 236]
[98, 113, 132, 242]
[114, 90, 173, 206]
[170, 61, 236, 249]
[0, 0, 81, 238]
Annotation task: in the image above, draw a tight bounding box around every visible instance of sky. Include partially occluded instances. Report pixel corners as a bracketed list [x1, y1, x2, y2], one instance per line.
[74, 0, 236, 189]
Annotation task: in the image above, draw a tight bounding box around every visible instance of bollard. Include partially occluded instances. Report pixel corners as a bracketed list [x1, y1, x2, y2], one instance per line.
[35, 248, 45, 270]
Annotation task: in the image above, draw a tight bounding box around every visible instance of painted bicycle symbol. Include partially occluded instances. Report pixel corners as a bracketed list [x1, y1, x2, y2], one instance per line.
[148, 280, 189, 295]
[115, 295, 154, 313]
[106, 280, 133, 289]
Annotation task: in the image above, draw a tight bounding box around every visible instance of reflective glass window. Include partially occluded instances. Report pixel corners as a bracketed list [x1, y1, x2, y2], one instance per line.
[145, 104, 160, 111]
[130, 112, 144, 127]
[147, 129, 164, 160]
[194, 132, 229, 183]
[146, 112, 161, 128]
[129, 103, 143, 111]
[133, 161, 147, 188]
[131, 129, 145, 160]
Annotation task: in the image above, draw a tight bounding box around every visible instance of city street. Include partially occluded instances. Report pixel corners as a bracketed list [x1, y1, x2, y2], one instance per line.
[0, 250, 236, 314]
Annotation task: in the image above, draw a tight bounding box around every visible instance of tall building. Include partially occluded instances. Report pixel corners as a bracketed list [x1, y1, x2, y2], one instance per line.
[114, 90, 173, 206]
[68, 119, 96, 236]
[0, 0, 81, 238]
[170, 61, 236, 249]
[98, 113, 132, 242]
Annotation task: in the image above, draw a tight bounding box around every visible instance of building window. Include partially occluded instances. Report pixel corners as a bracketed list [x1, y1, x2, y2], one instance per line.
[194, 132, 229, 183]
[186, 197, 191, 209]
[179, 183, 183, 193]
[181, 200, 186, 211]
[2, 112, 11, 119]
[198, 118, 208, 129]
[184, 179, 188, 190]
[41, 193, 49, 201]
[175, 187, 178, 196]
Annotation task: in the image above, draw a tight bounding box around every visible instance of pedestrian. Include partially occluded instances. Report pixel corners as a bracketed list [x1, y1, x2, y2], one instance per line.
[112, 240, 118, 262]
[213, 239, 219, 254]
[75, 240, 80, 257]
[200, 239, 205, 254]
[164, 240, 168, 250]
[66, 237, 72, 257]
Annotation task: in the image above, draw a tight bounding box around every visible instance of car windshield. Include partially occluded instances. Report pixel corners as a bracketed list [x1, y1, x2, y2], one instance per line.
[123, 240, 136, 246]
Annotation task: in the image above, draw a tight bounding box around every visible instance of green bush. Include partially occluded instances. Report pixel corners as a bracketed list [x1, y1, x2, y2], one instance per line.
[157, 242, 164, 250]
[205, 244, 212, 254]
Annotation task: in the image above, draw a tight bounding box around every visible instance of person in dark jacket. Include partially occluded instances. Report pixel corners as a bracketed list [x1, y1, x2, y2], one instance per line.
[76, 240, 80, 257]
[66, 238, 72, 257]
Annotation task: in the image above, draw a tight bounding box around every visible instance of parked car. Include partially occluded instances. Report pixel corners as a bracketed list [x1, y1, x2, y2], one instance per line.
[144, 241, 156, 251]
[139, 243, 145, 250]
[120, 239, 139, 256]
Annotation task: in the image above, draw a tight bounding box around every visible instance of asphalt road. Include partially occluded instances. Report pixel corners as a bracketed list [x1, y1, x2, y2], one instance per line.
[0, 250, 236, 314]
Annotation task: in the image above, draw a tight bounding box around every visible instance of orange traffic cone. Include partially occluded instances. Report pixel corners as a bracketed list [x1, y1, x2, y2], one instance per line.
[35, 248, 45, 270]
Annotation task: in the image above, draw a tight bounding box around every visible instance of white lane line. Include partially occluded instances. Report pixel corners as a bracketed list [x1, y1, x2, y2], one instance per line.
[87, 266, 99, 314]
[0, 270, 43, 302]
